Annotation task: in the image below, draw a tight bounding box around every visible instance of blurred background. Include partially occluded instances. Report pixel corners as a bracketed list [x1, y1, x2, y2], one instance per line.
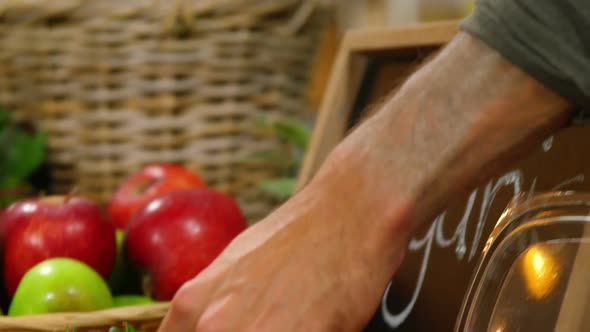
[0, 0, 474, 222]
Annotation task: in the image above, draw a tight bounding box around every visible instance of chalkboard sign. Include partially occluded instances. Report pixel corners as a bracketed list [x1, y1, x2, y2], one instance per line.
[297, 22, 590, 332]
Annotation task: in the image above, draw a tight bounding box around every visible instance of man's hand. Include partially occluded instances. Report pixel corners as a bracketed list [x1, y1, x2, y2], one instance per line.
[157, 168, 412, 331]
[157, 32, 572, 332]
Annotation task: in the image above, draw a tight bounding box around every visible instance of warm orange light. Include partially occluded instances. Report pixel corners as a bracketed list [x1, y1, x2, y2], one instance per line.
[521, 246, 561, 300]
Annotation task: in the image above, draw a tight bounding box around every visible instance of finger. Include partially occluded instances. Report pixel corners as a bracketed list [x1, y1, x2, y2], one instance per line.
[195, 295, 235, 332]
[157, 278, 211, 332]
[195, 281, 268, 332]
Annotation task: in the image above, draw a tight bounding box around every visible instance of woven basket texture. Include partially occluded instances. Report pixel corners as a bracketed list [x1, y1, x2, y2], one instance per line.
[0, 0, 325, 222]
[0, 0, 325, 330]
[0, 302, 169, 331]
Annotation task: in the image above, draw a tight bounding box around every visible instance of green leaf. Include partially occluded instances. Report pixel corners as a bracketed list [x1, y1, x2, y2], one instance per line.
[254, 115, 311, 151]
[258, 178, 297, 200]
[124, 322, 136, 332]
[270, 117, 311, 151]
[0, 126, 47, 187]
[0, 109, 48, 189]
[243, 151, 295, 168]
[108, 327, 123, 332]
[0, 107, 9, 129]
[251, 115, 311, 200]
[1, 195, 19, 208]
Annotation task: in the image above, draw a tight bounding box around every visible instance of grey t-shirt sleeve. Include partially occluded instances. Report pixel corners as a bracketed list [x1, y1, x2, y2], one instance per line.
[460, 0, 590, 123]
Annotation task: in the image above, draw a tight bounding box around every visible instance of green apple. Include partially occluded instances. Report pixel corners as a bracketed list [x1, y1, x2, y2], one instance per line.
[8, 258, 113, 316]
[108, 230, 141, 295]
[113, 295, 154, 307]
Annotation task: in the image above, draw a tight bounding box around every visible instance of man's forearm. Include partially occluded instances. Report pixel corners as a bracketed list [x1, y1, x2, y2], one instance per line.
[310, 31, 573, 251]
[158, 29, 578, 332]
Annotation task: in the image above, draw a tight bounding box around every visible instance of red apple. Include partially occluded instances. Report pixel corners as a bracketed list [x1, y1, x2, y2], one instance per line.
[125, 189, 248, 300]
[108, 163, 206, 230]
[1, 196, 116, 296]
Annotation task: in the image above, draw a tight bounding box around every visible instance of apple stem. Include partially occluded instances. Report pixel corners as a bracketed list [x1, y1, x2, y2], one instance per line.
[133, 179, 159, 196]
[66, 187, 80, 202]
[142, 274, 153, 299]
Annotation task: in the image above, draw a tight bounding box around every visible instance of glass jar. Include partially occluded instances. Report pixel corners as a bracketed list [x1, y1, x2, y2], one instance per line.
[455, 191, 590, 332]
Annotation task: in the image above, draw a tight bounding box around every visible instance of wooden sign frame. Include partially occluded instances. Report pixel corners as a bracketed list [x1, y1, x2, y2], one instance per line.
[297, 20, 459, 188]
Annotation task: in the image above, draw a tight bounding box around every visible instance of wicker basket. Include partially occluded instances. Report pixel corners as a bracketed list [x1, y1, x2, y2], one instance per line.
[0, 303, 169, 331]
[0, 0, 326, 222]
[0, 0, 326, 330]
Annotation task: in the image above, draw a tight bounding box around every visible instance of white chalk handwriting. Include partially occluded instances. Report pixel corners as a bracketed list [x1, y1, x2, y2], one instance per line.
[381, 136, 586, 328]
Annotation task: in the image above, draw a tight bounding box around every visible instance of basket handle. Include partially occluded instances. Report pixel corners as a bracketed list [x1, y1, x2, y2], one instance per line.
[158, 0, 319, 36]
[279, 0, 320, 36]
